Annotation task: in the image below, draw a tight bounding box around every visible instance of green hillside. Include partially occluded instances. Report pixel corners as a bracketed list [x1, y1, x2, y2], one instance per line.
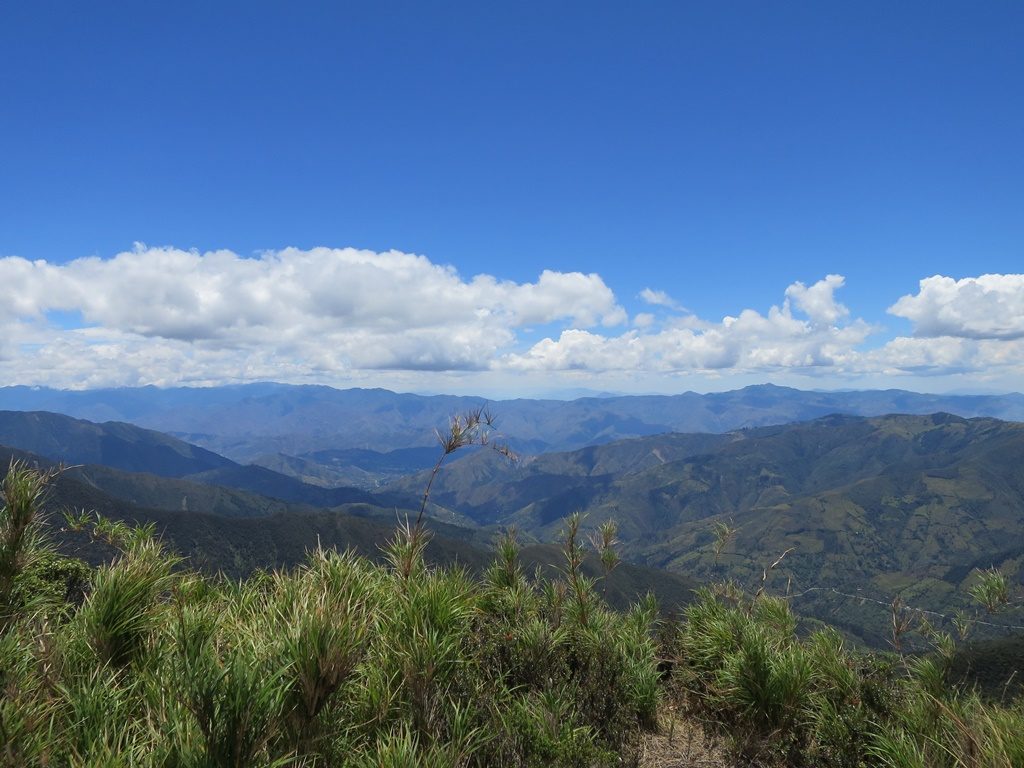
[0, 444, 698, 616]
[5, 406, 1023, 649]
[0, 410, 234, 477]
[4, 460, 1024, 767]
[388, 413, 1024, 646]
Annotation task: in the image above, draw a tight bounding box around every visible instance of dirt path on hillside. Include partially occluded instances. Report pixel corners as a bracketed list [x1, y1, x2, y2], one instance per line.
[637, 713, 731, 767]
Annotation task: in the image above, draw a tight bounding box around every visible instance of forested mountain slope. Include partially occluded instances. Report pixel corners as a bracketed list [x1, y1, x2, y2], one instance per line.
[390, 413, 1024, 645]
[0, 444, 697, 613]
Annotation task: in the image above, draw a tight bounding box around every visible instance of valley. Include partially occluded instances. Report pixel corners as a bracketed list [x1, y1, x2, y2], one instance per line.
[2, 383, 1023, 649]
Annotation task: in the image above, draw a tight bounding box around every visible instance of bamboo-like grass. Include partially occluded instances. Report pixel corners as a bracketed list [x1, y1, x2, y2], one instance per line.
[0, 443, 659, 767]
[3, 421, 1024, 767]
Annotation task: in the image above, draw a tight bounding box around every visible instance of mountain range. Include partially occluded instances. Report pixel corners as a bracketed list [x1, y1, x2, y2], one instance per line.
[0, 416, 698, 614]
[2, 383, 1023, 486]
[386, 412, 1024, 645]
[3, 385, 1024, 648]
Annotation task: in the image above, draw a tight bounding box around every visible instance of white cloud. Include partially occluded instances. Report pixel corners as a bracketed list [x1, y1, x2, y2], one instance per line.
[0, 245, 627, 385]
[633, 312, 655, 328]
[505, 276, 873, 373]
[1, 252, 1022, 392]
[639, 287, 681, 309]
[867, 335, 1024, 377]
[859, 274, 1024, 380]
[785, 274, 849, 325]
[506, 273, 1024, 385]
[889, 274, 1024, 340]
[0, 245, 625, 340]
[869, 336, 972, 373]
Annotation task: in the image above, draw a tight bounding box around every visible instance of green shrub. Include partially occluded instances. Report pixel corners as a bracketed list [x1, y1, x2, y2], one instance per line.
[5, 448, 1024, 767]
[77, 536, 177, 667]
[665, 585, 1024, 767]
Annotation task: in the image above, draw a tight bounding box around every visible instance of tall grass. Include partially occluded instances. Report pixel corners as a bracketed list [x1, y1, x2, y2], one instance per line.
[3, 448, 1023, 766]
[663, 586, 1024, 766]
[0, 459, 660, 767]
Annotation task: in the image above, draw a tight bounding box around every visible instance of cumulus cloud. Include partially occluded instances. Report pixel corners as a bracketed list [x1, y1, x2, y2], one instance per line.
[505, 276, 872, 373]
[0, 245, 628, 385]
[865, 335, 1024, 378]
[849, 274, 1024, 380]
[785, 274, 849, 325]
[504, 273, 1024, 383]
[888, 274, 1024, 340]
[0, 245, 625, 340]
[2, 251, 1022, 390]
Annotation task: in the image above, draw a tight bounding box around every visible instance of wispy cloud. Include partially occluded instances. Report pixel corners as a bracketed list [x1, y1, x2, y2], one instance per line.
[638, 287, 682, 309]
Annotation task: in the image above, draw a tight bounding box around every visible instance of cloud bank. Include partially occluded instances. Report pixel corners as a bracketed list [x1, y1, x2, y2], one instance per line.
[0, 245, 624, 384]
[0, 245, 1021, 391]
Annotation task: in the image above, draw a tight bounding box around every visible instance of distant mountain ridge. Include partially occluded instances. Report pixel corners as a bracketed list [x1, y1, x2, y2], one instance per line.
[0, 410, 233, 476]
[0, 410, 378, 508]
[1, 383, 1022, 481]
[5, 403, 1024, 647]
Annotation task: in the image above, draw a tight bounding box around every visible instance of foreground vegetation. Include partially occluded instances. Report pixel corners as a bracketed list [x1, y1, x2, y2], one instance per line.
[2, 461, 659, 767]
[3, 459, 1024, 766]
[665, 585, 1024, 766]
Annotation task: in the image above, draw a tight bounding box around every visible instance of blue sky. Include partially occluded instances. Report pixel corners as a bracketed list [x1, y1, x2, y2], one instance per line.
[1, 2, 1022, 396]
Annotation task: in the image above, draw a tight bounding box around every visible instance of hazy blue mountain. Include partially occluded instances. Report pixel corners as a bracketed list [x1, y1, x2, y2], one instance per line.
[0, 385, 486, 459]
[0, 410, 379, 508]
[0, 410, 234, 477]
[1, 384, 1022, 470]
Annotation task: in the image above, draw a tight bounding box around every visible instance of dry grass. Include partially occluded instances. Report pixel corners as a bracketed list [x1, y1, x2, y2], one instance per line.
[637, 710, 732, 768]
